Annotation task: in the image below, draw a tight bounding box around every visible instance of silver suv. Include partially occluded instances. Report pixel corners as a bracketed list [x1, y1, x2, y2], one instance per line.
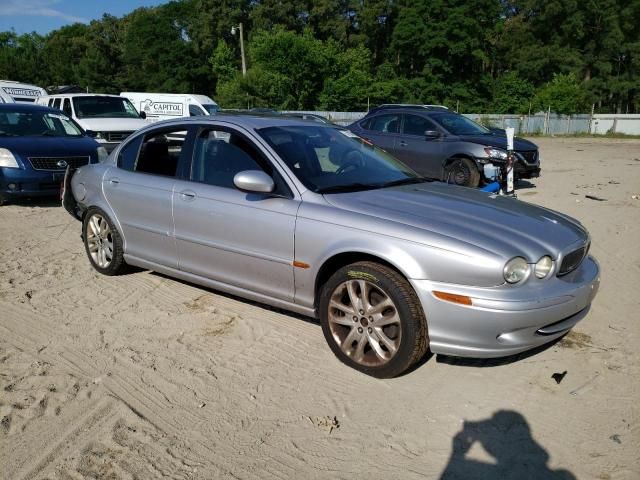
[348, 105, 541, 187]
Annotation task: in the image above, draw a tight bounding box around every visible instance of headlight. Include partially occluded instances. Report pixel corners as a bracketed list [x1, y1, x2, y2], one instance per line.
[0, 148, 19, 168]
[96, 146, 108, 162]
[504, 257, 529, 284]
[484, 147, 508, 160]
[534, 256, 553, 279]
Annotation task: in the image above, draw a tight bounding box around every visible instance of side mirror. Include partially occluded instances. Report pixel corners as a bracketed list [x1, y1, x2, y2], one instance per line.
[424, 130, 440, 138]
[233, 170, 275, 194]
[139, 111, 147, 119]
[85, 129, 98, 138]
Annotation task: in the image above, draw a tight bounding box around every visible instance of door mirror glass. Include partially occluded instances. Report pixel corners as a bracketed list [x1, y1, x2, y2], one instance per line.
[424, 130, 440, 138]
[233, 170, 275, 193]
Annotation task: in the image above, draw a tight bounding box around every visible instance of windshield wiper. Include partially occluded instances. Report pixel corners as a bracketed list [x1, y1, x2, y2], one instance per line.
[377, 177, 431, 188]
[317, 183, 379, 194]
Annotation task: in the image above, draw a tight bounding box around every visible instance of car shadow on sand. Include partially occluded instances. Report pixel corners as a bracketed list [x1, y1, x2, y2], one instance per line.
[440, 410, 575, 479]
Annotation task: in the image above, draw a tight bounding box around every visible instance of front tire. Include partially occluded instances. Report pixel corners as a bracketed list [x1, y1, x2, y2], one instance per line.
[444, 157, 481, 187]
[318, 261, 428, 378]
[83, 207, 127, 276]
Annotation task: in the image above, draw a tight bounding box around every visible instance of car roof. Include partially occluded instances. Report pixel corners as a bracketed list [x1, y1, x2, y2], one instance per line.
[144, 114, 340, 131]
[41, 93, 122, 98]
[366, 104, 451, 116]
[0, 103, 61, 113]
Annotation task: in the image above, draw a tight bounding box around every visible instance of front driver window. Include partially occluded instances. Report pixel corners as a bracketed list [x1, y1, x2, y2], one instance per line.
[191, 128, 272, 189]
[403, 114, 438, 136]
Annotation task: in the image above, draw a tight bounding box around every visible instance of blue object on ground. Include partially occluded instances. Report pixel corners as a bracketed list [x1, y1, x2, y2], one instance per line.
[480, 182, 501, 193]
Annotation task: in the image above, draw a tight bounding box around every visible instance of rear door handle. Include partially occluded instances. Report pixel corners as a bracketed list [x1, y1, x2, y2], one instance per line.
[399, 141, 408, 147]
[108, 177, 120, 185]
[179, 190, 196, 201]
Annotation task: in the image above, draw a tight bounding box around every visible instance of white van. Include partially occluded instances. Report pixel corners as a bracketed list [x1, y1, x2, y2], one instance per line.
[36, 94, 147, 152]
[0, 80, 46, 103]
[121, 92, 219, 122]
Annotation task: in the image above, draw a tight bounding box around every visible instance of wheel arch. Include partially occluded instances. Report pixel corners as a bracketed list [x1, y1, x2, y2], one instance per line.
[313, 251, 413, 310]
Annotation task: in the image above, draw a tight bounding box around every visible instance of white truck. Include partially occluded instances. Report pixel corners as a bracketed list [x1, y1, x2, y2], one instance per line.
[120, 92, 219, 122]
[0, 80, 46, 103]
[36, 93, 148, 152]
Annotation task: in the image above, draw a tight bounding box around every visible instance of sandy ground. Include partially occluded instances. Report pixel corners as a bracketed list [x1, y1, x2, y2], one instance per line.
[0, 137, 639, 479]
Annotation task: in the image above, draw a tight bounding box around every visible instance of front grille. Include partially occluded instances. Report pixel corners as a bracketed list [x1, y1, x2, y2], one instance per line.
[558, 245, 588, 276]
[517, 150, 538, 164]
[28, 156, 90, 171]
[103, 131, 134, 142]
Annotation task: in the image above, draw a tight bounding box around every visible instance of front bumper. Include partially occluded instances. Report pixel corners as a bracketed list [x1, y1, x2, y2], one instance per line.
[410, 255, 600, 358]
[1, 167, 64, 200]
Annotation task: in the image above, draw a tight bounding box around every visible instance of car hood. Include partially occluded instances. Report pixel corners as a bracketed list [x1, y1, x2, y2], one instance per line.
[2, 136, 100, 159]
[74, 117, 147, 132]
[458, 133, 537, 151]
[324, 182, 587, 262]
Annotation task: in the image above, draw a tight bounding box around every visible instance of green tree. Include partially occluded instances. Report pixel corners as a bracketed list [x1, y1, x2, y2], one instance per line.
[532, 73, 591, 114]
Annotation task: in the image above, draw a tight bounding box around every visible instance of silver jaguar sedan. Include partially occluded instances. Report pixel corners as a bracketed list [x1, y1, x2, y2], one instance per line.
[62, 115, 600, 378]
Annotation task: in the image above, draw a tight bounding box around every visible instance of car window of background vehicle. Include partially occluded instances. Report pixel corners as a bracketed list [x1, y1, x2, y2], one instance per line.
[402, 114, 438, 136]
[434, 113, 490, 135]
[361, 114, 400, 133]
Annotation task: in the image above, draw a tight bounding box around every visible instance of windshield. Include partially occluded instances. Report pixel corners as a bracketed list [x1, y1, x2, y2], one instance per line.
[0, 110, 84, 137]
[433, 113, 490, 135]
[202, 104, 219, 115]
[258, 126, 423, 193]
[72, 96, 140, 119]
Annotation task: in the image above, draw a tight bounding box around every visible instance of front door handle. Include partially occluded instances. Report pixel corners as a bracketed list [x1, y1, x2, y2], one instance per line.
[399, 141, 408, 147]
[179, 190, 196, 201]
[109, 177, 120, 185]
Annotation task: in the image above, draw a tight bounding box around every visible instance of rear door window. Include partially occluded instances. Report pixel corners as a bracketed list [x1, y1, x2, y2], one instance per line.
[361, 114, 400, 134]
[52, 98, 62, 110]
[134, 129, 190, 177]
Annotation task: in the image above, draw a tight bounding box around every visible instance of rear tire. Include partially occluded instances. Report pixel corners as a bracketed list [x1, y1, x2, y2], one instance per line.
[318, 261, 428, 378]
[444, 157, 481, 187]
[83, 207, 127, 276]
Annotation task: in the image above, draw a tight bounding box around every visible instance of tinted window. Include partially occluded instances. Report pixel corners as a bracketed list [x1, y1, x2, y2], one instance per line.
[189, 104, 206, 116]
[72, 96, 139, 119]
[402, 114, 437, 136]
[133, 129, 187, 177]
[62, 98, 72, 116]
[191, 128, 270, 189]
[361, 114, 399, 133]
[52, 98, 62, 110]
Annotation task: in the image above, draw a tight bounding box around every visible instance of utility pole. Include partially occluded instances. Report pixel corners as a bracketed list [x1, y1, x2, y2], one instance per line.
[231, 23, 247, 77]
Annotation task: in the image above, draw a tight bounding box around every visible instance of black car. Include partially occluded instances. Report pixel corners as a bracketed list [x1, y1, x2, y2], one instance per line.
[348, 105, 541, 187]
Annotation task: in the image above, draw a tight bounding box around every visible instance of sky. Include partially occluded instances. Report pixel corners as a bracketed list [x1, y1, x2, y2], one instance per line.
[0, 0, 171, 35]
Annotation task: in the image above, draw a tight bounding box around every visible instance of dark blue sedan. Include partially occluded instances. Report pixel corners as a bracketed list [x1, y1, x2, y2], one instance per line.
[0, 103, 103, 205]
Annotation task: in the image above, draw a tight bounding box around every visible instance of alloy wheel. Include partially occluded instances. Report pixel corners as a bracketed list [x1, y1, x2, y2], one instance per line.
[327, 279, 402, 367]
[86, 213, 113, 268]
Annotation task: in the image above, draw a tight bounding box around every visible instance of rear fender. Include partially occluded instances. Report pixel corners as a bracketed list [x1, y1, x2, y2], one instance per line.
[61, 165, 82, 220]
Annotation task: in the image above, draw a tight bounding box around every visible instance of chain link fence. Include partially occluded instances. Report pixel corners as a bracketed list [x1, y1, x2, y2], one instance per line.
[282, 110, 640, 135]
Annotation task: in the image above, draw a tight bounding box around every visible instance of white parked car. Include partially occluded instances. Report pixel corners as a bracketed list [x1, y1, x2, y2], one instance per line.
[121, 92, 219, 122]
[0, 80, 46, 103]
[36, 94, 148, 152]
